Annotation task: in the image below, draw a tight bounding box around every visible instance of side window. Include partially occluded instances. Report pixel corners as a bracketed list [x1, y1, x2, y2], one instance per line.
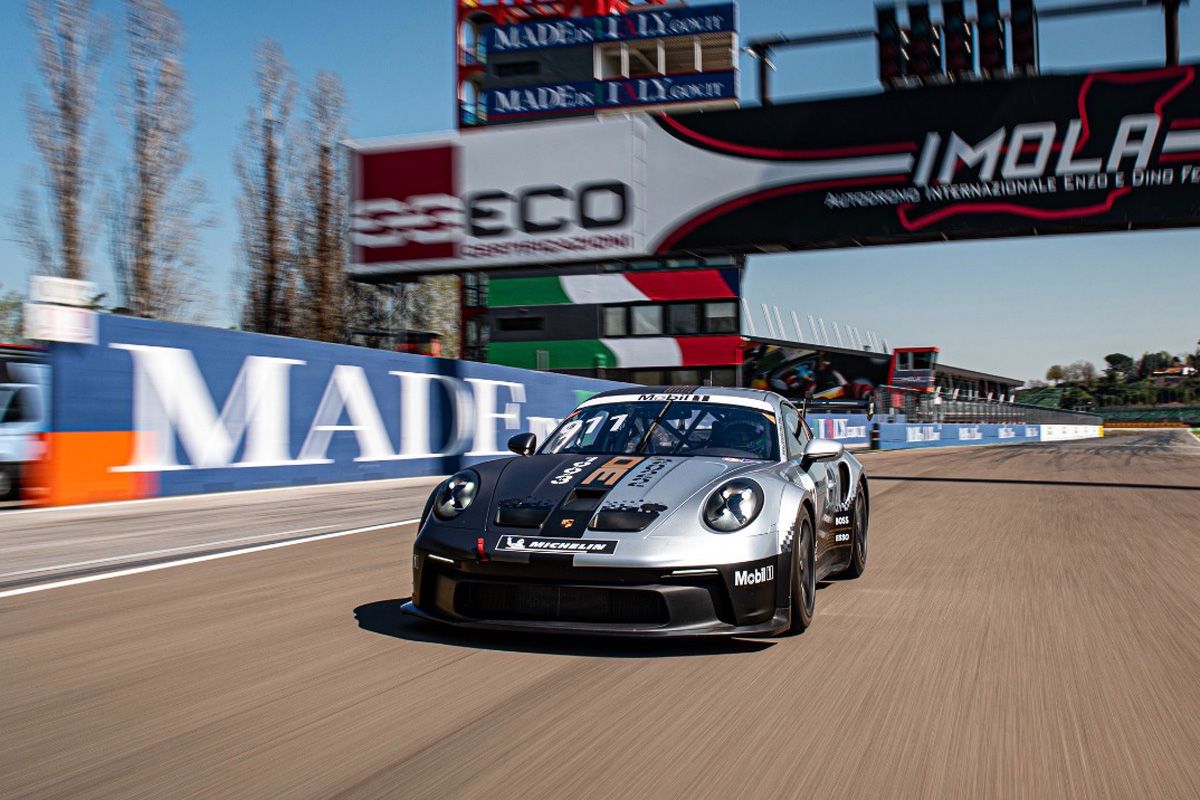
[782, 405, 805, 458]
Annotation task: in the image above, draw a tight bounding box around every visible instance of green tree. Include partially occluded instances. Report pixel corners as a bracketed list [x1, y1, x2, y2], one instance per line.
[1045, 364, 1065, 384]
[1104, 353, 1134, 380]
[1138, 351, 1173, 379]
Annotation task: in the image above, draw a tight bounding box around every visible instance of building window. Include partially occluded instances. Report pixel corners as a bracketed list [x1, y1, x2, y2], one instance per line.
[494, 60, 540, 78]
[596, 41, 623, 79]
[631, 369, 663, 385]
[667, 304, 700, 335]
[626, 40, 661, 77]
[464, 272, 484, 307]
[602, 306, 626, 337]
[706, 368, 737, 387]
[630, 305, 663, 336]
[668, 369, 700, 385]
[496, 316, 545, 332]
[704, 301, 737, 333]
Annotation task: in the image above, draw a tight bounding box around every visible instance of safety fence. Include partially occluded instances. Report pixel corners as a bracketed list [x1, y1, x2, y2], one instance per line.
[878, 385, 1103, 426]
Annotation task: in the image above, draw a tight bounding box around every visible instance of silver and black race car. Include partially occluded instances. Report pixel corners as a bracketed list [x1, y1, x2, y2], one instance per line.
[403, 386, 868, 637]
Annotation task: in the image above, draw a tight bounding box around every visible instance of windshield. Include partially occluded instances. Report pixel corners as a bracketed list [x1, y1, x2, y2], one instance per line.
[541, 401, 778, 460]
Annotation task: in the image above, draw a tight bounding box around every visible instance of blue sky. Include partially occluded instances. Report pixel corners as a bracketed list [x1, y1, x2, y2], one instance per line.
[0, 0, 1196, 381]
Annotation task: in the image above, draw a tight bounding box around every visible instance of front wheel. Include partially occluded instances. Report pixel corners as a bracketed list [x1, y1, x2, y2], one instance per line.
[786, 515, 815, 634]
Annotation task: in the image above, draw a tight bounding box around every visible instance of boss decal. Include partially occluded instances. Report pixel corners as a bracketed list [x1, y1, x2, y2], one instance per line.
[497, 535, 618, 555]
[583, 455, 645, 486]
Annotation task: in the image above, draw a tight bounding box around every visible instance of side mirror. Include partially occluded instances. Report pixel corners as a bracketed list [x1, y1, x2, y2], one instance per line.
[507, 432, 537, 456]
[802, 438, 844, 464]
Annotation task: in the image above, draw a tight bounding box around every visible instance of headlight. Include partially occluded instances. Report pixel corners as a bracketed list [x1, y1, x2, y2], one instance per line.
[703, 479, 763, 532]
[433, 470, 480, 520]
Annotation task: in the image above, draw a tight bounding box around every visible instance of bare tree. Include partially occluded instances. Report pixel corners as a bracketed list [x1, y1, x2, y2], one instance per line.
[109, 0, 210, 321]
[19, 0, 109, 279]
[294, 70, 347, 342]
[0, 285, 26, 342]
[236, 40, 296, 336]
[409, 275, 461, 357]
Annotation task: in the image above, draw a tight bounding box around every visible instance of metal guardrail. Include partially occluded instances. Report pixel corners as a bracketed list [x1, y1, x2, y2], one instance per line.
[878, 385, 1103, 426]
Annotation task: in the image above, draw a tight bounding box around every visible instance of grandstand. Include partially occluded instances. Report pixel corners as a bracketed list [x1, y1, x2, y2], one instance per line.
[1013, 386, 1062, 409]
[1100, 406, 1200, 427]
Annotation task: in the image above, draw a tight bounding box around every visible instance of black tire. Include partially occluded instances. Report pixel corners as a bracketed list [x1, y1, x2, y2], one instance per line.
[786, 515, 816, 635]
[836, 489, 868, 579]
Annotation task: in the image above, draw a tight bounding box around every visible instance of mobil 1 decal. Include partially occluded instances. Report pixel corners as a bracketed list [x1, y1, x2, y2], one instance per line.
[653, 64, 1200, 254]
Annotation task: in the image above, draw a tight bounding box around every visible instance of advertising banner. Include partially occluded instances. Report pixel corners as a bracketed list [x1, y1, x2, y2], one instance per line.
[876, 422, 1045, 450]
[349, 117, 645, 276]
[39, 315, 623, 505]
[1039, 424, 1104, 442]
[806, 414, 871, 447]
[643, 63, 1200, 256]
[482, 3, 736, 54]
[349, 63, 1200, 276]
[484, 72, 737, 121]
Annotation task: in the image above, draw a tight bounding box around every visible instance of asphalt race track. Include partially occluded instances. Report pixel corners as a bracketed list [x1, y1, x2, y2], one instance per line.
[2, 431, 1199, 799]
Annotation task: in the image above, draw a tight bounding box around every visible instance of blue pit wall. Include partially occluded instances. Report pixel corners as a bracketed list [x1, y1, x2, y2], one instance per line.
[32, 316, 1100, 506]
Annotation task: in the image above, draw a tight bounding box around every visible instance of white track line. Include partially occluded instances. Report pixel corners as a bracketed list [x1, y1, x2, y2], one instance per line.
[0, 523, 344, 580]
[0, 517, 420, 601]
[2, 475, 444, 517]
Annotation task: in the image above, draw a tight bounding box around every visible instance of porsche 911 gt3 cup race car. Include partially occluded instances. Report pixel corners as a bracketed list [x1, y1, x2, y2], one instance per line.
[403, 386, 869, 636]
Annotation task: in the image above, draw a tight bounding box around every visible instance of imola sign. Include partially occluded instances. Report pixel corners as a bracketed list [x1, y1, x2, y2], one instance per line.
[349, 63, 1200, 277]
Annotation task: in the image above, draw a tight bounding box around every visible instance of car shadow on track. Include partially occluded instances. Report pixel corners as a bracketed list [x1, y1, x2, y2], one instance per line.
[353, 599, 777, 658]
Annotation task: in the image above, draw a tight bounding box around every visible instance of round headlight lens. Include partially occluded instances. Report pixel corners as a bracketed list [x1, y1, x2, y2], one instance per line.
[433, 470, 479, 520]
[703, 479, 763, 533]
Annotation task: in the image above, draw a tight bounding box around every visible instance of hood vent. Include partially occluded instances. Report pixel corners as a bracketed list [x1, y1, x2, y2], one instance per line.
[590, 502, 667, 533]
[495, 497, 554, 528]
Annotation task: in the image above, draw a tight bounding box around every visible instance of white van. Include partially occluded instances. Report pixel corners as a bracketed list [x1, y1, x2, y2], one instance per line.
[0, 362, 47, 500]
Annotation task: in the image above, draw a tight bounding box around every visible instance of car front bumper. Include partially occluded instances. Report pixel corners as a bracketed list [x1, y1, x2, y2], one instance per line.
[406, 549, 790, 638]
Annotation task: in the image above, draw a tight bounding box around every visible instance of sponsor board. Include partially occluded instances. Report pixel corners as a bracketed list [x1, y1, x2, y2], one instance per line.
[40, 315, 626, 505]
[496, 535, 618, 555]
[877, 422, 1049, 450]
[1040, 424, 1103, 442]
[349, 119, 643, 275]
[809, 415, 870, 446]
[484, 72, 737, 120]
[483, 3, 737, 54]
[350, 63, 1200, 276]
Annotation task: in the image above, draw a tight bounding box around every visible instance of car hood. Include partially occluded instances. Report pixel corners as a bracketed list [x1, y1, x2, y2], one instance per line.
[488, 452, 772, 537]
